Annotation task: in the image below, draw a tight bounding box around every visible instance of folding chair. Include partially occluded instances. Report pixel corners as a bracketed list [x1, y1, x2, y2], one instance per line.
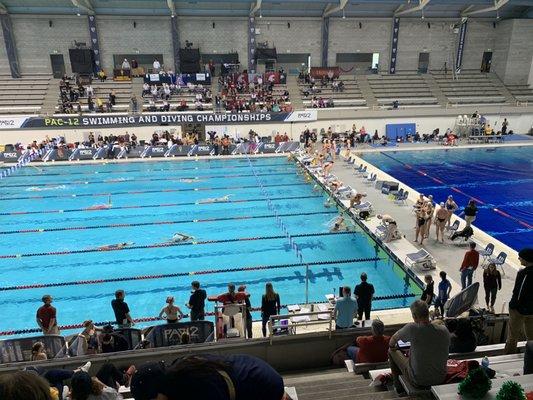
[447, 220, 460, 239]
[487, 252, 507, 275]
[405, 249, 437, 270]
[479, 243, 495, 267]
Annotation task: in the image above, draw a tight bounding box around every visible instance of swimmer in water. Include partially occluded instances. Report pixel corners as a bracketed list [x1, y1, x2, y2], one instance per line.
[179, 178, 199, 183]
[26, 185, 67, 192]
[170, 233, 195, 242]
[85, 195, 112, 210]
[97, 242, 134, 251]
[197, 194, 232, 204]
[104, 177, 127, 183]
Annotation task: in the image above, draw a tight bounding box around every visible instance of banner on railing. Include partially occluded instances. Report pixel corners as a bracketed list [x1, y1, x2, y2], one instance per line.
[0, 111, 317, 130]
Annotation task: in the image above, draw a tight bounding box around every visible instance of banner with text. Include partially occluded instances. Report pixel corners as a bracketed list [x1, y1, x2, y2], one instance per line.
[0, 111, 317, 130]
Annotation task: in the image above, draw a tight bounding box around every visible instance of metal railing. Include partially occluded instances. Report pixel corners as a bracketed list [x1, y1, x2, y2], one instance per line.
[268, 310, 334, 344]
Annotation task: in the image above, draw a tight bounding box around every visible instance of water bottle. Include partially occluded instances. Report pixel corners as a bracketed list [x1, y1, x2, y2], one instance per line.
[481, 356, 490, 369]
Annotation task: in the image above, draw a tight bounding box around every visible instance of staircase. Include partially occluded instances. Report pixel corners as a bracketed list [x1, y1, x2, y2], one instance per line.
[41, 78, 61, 115]
[422, 73, 448, 107]
[354, 75, 377, 109]
[283, 369, 419, 400]
[487, 72, 518, 105]
[286, 75, 304, 110]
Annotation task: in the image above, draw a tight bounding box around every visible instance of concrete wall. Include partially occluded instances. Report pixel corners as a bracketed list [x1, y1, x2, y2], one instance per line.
[491, 19, 513, 81]
[329, 18, 392, 72]
[10, 15, 90, 75]
[0, 15, 532, 82]
[179, 17, 248, 68]
[96, 16, 173, 71]
[502, 19, 533, 85]
[0, 24, 10, 74]
[256, 18, 322, 67]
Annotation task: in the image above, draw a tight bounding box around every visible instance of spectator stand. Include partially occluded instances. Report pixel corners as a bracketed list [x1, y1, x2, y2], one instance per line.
[216, 72, 291, 113]
[55, 75, 133, 114]
[0, 73, 52, 115]
[298, 67, 368, 110]
[368, 72, 439, 109]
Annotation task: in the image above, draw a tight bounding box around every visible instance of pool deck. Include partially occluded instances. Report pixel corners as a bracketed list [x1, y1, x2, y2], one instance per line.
[329, 144, 532, 314]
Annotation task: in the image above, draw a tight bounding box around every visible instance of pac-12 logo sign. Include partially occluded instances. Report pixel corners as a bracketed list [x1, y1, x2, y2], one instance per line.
[79, 150, 93, 156]
[3, 152, 18, 158]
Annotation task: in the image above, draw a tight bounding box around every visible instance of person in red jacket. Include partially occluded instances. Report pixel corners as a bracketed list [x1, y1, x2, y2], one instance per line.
[347, 320, 390, 363]
[460, 242, 479, 289]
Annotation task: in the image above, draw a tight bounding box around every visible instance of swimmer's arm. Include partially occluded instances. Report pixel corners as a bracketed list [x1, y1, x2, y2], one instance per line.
[158, 308, 166, 319]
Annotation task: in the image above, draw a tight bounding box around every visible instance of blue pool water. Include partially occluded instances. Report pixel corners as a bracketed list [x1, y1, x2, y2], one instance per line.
[0, 157, 421, 337]
[360, 146, 533, 251]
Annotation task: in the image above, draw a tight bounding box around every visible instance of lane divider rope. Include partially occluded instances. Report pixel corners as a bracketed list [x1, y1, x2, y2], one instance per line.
[0, 182, 309, 202]
[0, 210, 336, 236]
[0, 255, 378, 291]
[0, 291, 417, 336]
[1, 195, 321, 216]
[0, 230, 349, 259]
[1, 170, 295, 189]
[1, 162, 292, 179]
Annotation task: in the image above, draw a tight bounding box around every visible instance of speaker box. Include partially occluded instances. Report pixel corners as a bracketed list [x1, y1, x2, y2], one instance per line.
[69, 49, 95, 74]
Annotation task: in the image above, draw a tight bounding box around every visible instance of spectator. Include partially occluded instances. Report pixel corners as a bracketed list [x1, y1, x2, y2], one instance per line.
[483, 262, 502, 313]
[98, 324, 129, 353]
[434, 271, 452, 316]
[501, 118, 509, 135]
[69, 370, 121, 400]
[354, 272, 375, 320]
[31, 341, 48, 361]
[36, 294, 59, 335]
[388, 300, 450, 394]
[97, 69, 107, 82]
[462, 199, 478, 227]
[130, 95, 138, 113]
[216, 283, 247, 305]
[447, 318, 477, 353]
[185, 281, 206, 322]
[505, 248, 533, 354]
[261, 282, 281, 337]
[0, 371, 55, 400]
[153, 58, 161, 73]
[334, 286, 357, 329]
[347, 320, 390, 363]
[108, 90, 116, 106]
[238, 285, 253, 339]
[159, 296, 183, 324]
[75, 320, 99, 356]
[420, 275, 435, 305]
[111, 289, 133, 328]
[121, 58, 130, 70]
[131, 354, 286, 400]
[460, 242, 479, 289]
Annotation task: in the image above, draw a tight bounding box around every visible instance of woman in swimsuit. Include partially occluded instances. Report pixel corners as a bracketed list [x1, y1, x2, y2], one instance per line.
[445, 195, 458, 229]
[322, 150, 334, 176]
[423, 200, 434, 240]
[414, 208, 427, 244]
[158, 296, 183, 324]
[435, 203, 448, 243]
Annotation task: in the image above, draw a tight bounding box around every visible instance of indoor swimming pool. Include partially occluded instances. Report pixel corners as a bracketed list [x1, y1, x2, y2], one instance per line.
[0, 156, 422, 338]
[360, 145, 533, 251]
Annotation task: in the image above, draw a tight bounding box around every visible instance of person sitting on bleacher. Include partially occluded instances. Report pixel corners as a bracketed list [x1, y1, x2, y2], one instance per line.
[388, 300, 450, 394]
[447, 318, 477, 354]
[347, 320, 390, 363]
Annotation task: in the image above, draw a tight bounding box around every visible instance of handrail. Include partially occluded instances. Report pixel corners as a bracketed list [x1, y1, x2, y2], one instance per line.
[268, 310, 334, 344]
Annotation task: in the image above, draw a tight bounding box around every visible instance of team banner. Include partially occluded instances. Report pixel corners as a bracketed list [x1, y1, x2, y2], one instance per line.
[0, 111, 317, 130]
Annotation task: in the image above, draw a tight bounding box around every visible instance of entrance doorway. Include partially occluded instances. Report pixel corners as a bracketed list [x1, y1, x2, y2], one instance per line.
[182, 123, 206, 142]
[418, 52, 430, 74]
[50, 54, 65, 78]
[481, 51, 493, 73]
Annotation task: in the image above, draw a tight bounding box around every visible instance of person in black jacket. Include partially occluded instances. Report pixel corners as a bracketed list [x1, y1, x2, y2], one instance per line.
[186, 281, 206, 321]
[505, 248, 533, 354]
[354, 273, 375, 320]
[483, 263, 502, 313]
[261, 283, 281, 337]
